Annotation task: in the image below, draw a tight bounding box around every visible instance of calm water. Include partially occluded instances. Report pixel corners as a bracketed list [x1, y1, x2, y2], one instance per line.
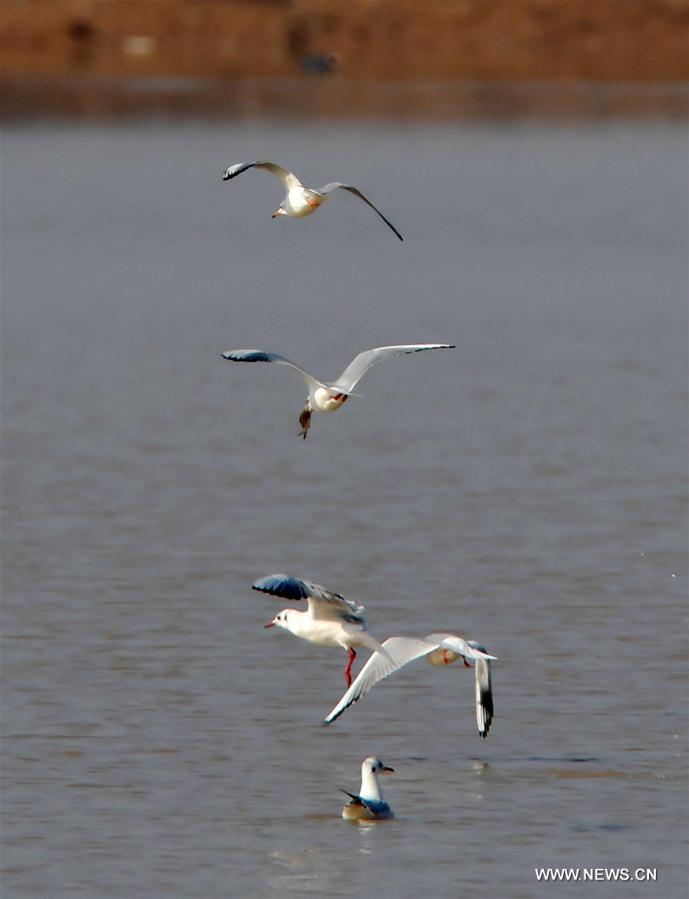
[2, 120, 687, 898]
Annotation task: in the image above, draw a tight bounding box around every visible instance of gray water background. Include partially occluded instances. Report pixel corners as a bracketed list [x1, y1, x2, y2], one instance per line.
[2, 119, 687, 898]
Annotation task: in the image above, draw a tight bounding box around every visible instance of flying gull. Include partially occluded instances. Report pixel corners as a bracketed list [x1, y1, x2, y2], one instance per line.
[323, 633, 497, 737]
[221, 344, 455, 438]
[221, 161, 403, 240]
[254, 574, 392, 687]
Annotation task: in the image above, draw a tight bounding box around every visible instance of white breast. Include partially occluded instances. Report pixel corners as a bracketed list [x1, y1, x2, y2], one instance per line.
[312, 387, 348, 412]
[291, 616, 344, 648]
[286, 187, 323, 218]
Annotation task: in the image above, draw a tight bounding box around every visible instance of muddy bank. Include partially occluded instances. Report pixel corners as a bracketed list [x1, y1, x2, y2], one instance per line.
[1, 0, 688, 119]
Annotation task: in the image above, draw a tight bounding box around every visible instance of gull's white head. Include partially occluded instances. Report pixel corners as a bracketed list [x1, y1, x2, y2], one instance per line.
[362, 757, 395, 776]
[264, 609, 294, 630]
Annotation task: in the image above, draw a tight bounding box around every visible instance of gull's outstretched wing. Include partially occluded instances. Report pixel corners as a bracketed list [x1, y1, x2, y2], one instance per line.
[323, 636, 437, 724]
[473, 657, 493, 738]
[467, 641, 494, 738]
[317, 182, 404, 241]
[252, 574, 365, 624]
[221, 161, 302, 191]
[221, 349, 323, 391]
[331, 344, 455, 393]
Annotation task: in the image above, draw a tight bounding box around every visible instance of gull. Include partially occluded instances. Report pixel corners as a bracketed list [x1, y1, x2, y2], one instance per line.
[221, 160, 404, 241]
[341, 757, 395, 821]
[323, 633, 497, 737]
[254, 574, 392, 687]
[221, 344, 455, 438]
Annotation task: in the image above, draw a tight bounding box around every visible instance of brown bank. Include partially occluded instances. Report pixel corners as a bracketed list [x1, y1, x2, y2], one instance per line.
[1, 0, 688, 119]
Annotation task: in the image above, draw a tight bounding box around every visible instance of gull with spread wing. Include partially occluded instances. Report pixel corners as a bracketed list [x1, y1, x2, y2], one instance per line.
[221, 160, 403, 240]
[341, 757, 395, 822]
[323, 633, 497, 737]
[254, 574, 392, 687]
[221, 343, 455, 438]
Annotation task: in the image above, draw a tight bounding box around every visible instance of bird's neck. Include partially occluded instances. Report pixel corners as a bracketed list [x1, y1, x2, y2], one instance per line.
[359, 768, 383, 802]
[283, 610, 308, 637]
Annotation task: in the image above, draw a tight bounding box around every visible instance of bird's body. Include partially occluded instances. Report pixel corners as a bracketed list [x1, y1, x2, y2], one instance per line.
[282, 186, 325, 218]
[221, 344, 455, 437]
[254, 574, 391, 686]
[312, 386, 349, 413]
[221, 160, 403, 240]
[323, 632, 497, 737]
[271, 607, 380, 654]
[341, 757, 395, 821]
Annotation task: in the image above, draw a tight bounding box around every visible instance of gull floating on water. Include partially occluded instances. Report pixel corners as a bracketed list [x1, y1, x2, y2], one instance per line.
[254, 574, 391, 687]
[221, 344, 455, 438]
[221, 161, 404, 241]
[341, 757, 395, 821]
[324, 633, 497, 737]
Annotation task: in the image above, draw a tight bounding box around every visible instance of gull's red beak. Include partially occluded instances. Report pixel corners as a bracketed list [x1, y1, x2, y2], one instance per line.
[264, 619, 276, 628]
[382, 765, 395, 774]
[271, 210, 280, 219]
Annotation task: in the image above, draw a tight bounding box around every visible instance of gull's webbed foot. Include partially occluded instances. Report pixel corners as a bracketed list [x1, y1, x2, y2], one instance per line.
[298, 408, 312, 439]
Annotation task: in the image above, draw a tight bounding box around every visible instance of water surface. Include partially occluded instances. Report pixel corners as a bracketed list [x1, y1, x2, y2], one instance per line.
[2, 120, 687, 897]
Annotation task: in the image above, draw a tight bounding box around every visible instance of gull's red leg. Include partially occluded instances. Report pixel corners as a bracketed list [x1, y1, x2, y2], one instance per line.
[462, 656, 471, 668]
[344, 647, 357, 687]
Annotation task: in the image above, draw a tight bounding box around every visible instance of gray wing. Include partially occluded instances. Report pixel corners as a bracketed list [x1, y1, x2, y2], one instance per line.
[317, 182, 403, 241]
[221, 161, 302, 191]
[220, 349, 323, 391]
[323, 636, 436, 724]
[331, 344, 455, 393]
[252, 574, 365, 624]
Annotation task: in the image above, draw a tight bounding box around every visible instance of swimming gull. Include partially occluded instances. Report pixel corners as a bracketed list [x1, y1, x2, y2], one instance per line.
[341, 756, 395, 821]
